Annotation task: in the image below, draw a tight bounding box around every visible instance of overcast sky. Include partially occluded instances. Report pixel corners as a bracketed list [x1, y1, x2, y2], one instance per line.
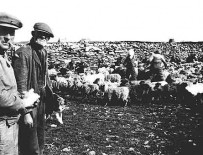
[1, 0, 203, 42]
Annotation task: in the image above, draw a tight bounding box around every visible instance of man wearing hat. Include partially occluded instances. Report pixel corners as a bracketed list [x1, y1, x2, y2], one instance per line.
[123, 49, 138, 81]
[0, 12, 39, 154]
[13, 22, 55, 155]
[148, 49, 168, 82]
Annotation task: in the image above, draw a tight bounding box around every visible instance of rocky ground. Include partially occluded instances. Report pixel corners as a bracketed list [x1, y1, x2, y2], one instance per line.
[44, 99, 203, 155]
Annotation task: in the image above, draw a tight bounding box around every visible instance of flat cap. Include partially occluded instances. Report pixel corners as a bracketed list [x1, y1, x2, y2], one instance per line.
[33, 22, 54, 37]
[0, 12, 23, 29]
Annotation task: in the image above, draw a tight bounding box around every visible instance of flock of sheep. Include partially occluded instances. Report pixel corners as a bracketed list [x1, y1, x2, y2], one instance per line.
[48, 66, 203, 110]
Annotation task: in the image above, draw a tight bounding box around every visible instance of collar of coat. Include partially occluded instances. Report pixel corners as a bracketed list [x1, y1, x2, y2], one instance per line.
[28, 37, 47, 68]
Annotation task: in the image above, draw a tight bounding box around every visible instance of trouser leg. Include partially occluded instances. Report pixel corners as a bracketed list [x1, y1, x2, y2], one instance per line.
[19, 122, 40, 155]
[151, 68, 164, 82]
[0, 119, 19, 155]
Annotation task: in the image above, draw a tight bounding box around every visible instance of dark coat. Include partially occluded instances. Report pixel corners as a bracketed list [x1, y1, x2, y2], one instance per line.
[13, 39, 53, 116]
[123, 55, 137, 80]
[13, 45, 46, 94]
[12, 38, 53, 155]
[123, 55, 137, 69]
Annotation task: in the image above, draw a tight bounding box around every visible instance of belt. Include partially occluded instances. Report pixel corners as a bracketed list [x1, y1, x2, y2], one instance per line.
[0, 115, 19, 121]
[0, 115, 20, 128]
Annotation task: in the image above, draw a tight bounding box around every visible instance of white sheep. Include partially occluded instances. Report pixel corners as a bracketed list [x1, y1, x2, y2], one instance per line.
[104, 73, 121, 83]
[82, 73, 105, 84]
[81, 83, 100, 101]
[22, 89, 40, 108]
[102, 82, 129, 106]
[185, 83, 203, 96]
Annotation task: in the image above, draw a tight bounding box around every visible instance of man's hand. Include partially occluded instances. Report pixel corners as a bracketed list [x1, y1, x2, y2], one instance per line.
[24, 113, 33, 128]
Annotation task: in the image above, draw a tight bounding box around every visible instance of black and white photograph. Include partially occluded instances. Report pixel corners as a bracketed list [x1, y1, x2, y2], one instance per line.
[0, 0, 203, 154]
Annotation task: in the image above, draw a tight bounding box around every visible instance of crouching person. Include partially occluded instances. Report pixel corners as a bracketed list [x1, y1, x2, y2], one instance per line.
[0, 12, 39, 155]
[12, 22, 55, 155]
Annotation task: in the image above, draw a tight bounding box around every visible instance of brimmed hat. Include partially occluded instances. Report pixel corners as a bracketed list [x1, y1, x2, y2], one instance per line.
[0, 12, 22, 29]
[33, 22, 54, 37]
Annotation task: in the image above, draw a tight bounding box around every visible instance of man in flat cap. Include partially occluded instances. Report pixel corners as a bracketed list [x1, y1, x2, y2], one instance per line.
[0, 12, 39, 155]
[13, 22, 58, 155]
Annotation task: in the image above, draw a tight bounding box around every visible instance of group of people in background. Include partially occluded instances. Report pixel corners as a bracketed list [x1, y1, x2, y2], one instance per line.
[112, 48, 167, 82]
[60, 45, 168, 83]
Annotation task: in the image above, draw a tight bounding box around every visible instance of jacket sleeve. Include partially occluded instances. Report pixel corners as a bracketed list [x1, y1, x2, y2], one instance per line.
[13, 50, 29, 94]
[0, 91, 28, 115]
[0, 64, 28, 115]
